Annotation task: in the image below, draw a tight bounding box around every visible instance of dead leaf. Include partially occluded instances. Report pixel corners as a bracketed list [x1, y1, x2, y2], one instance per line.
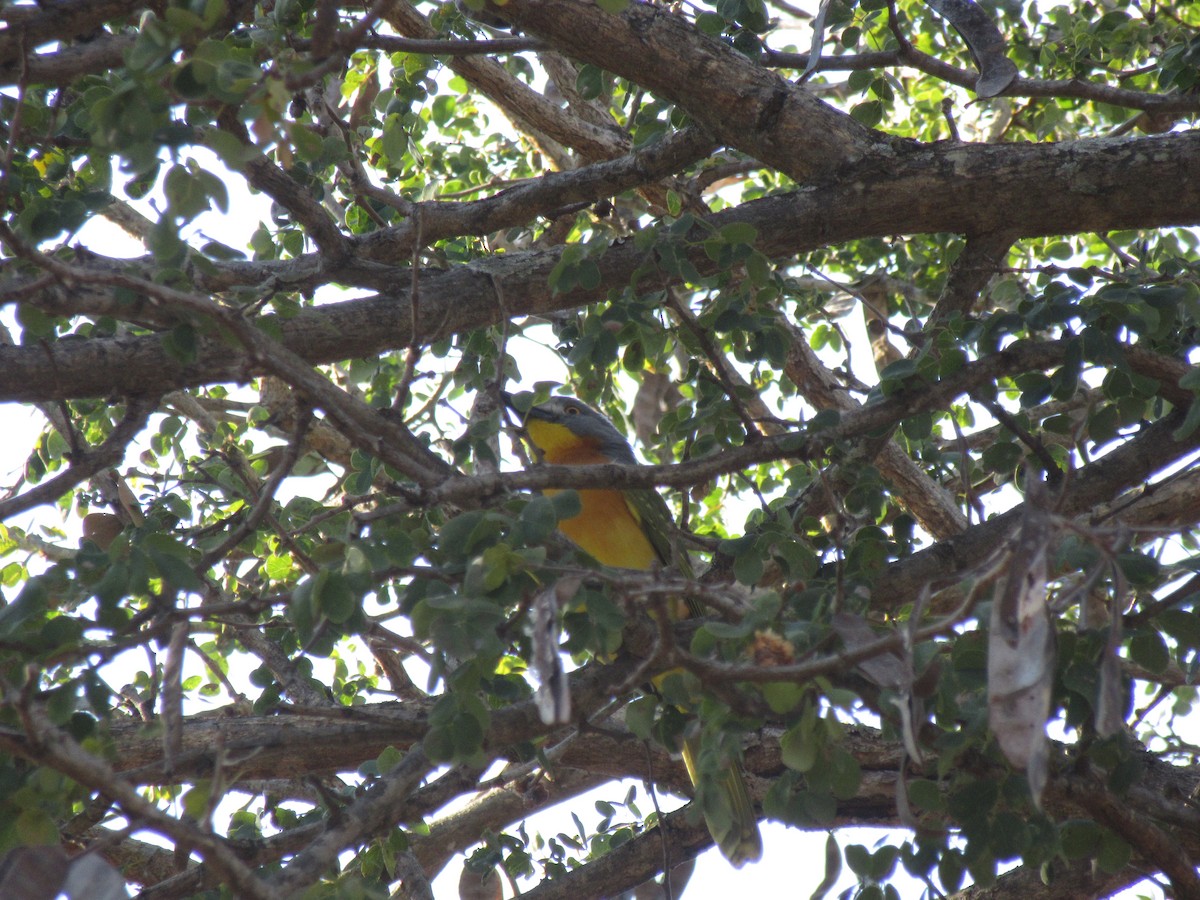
[831, 613, 906, 690]
[82, 513, 124, 550]
[751, 629, 795, 666]
[533, 578, 579, 725]
[458, 863, 503, 900]
[1094, 566, 1127, 738]
[115, 474, 145, 526]
[987, 475, 1056, 804]
[924, 0, 1018, 98]
[832, 612, 926, 764]
[631, 370, 681, 448]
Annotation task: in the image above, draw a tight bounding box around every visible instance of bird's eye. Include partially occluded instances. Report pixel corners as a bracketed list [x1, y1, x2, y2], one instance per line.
[565, 405, 580, 415]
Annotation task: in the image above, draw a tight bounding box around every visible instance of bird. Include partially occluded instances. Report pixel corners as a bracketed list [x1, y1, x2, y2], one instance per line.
[506, 392, 763, 867]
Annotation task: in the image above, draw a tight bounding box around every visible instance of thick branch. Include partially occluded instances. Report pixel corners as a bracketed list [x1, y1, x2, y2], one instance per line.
[15, 702, 276, 899]
[410, 767, 607, 879]
[0, 0, 145, 61]
[385, 1, 628, 162]
[0, 33, 134, 86]
[928, 231, 1017, 326]
[1063, 771, 1200, 899]
[780, 319, 968, 539]
[356, 124, 717, 258]
[491, 0, 881, 181]
[5, 130, 1200, 404]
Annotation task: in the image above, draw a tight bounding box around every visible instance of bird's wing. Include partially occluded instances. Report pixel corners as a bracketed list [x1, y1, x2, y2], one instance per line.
[624, 488, 704, 617]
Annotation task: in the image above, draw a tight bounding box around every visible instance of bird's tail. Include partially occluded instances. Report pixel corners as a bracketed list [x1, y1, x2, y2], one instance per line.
[681, 735, 763, 867]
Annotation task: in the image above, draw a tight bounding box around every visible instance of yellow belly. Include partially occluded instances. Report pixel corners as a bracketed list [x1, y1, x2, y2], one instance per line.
[548, 488, 657, 570]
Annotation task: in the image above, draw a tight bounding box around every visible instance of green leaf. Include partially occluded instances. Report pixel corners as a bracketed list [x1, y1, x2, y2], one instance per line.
[701, 619, 753, 640]
[1117, 551, 1160, 586]
[696, 11, 726, 34]
[291, 123, 325, 161]
[1158, 608, 1200, 648]
[850, 100, 883, 127]
[517, 495, 558, 543]
[947, 778, 997, 821]
[938, 851, 965, 892]
[377, 745, 404, 774]
[143, 533, 203, 591]
[762, 681, 805, 714]
[780, 719, 819, 772]
[1179, 367, 1200, 391]
[575, 64, 604, 100]
[1059, 819, 1101, 859]
[733, 549, 764, 586]
[870, 845, 899, 881]
[901, 412, 933, 440]
[550, 489, 582, 520]
[625, 694, 657, 740]
[718, 222, 758, 246]
[1016, 372, 1052, 407]
[879, 358, 917, 382]
[422, 725, 455, 762]
[263, 554, 294, 581]
[182, 781, 214, 820]
[313, 570, 357, 623]
[981, 441, 1022, 474]
[828, 748, 862, 799]
[15, 808, 60, 846]
[809, 409, 841, 429]
[437, 510, 489, 560]
[1097, 829, 1132, 872]
[844, 843, 871, 878]
[576, 260, 602, 290]
[906, 779, 944, 812]
[162, 323, 198, 364]
[1173, 399, 1200, 441]
[810, 833, 842, 900]
[1128, 629, 1169, 674]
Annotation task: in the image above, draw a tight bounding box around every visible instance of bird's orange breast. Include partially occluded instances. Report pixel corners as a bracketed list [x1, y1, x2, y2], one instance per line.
[550, 487, 658, 571]
[523, 417, 657, 568]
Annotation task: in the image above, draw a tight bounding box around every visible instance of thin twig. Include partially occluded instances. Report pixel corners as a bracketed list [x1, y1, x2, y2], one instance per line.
[0, 396, 158, 521]
[200, 405, 313, 567]
[644, 741, 675, 900]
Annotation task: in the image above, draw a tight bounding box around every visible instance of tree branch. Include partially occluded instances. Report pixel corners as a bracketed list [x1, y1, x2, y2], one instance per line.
[6, 131, 1200, 405]
[766, 47, 1200, 115]
[0, 396, 156, 520]
[271, 745, 434, 894]
[385, 1, 628, 163]
[878, 406, 1200, 612]
[0, 0, 146, 62]
[490, 0, 881, 181]
[1063, 770, 1200, 899]
[12, 698, 277, 899]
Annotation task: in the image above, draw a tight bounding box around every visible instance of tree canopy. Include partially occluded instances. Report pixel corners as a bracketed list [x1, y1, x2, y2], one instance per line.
[2, 0, 1200, 897]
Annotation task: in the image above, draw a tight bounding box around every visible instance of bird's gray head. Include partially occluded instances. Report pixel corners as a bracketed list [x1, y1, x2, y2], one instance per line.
[505, 393, 637, 465]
